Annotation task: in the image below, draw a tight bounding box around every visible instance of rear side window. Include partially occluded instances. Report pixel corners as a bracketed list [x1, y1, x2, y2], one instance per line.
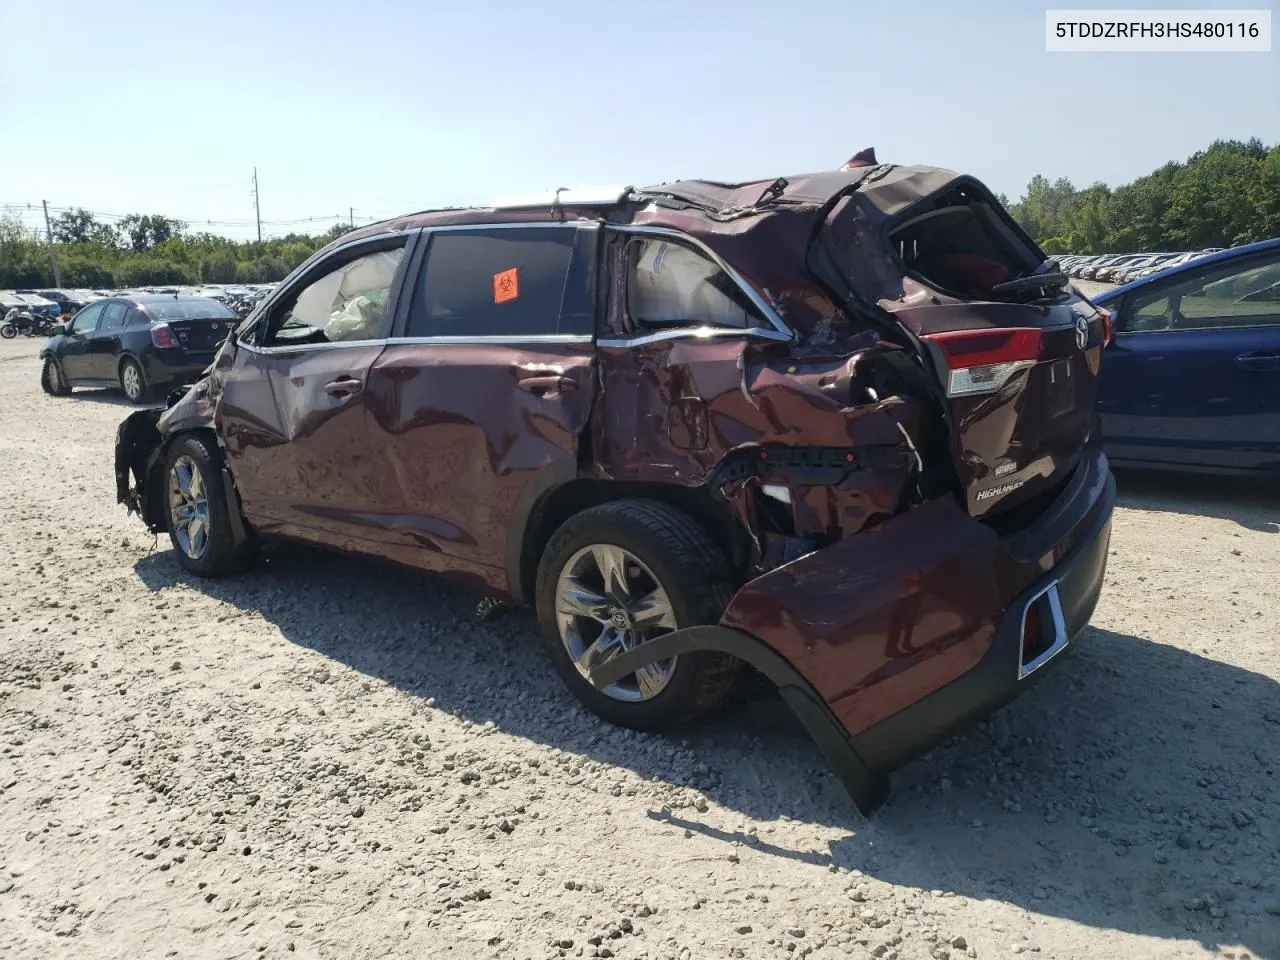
[625, 237, 758, 331]
[405, 227, 595, 338]
[890, 184, 1043, 300]
[100, 302, 127, 331]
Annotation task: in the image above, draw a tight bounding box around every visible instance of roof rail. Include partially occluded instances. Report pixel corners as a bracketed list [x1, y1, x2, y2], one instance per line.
[488, 186, 631, 210]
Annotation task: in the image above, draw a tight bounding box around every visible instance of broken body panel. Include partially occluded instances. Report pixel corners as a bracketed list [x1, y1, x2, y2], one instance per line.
[115, 160, 1114, 812]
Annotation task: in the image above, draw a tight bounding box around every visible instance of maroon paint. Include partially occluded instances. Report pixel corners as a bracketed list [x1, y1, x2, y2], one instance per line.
[214, 343, 391, 546]
[124, 159, 1115, 774]
[721, 443, 1113, 735]
[362, 340, 596, 588]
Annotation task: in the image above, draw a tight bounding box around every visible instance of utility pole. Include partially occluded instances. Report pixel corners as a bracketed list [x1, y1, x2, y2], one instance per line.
[252, 167, 262, 243]
[41, 200, 62, 286]
[349, 207, 354, 228]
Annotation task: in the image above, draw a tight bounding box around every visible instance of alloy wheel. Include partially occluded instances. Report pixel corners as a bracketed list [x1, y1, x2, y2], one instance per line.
[122, 362, 142, 401]
[168, 455, 210, 559]
[554, 544, 679, 702]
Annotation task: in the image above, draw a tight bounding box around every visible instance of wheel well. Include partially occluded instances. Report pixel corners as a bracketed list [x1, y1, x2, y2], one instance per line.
[517, 479, 752, 605]
[118, 354, 141, 377]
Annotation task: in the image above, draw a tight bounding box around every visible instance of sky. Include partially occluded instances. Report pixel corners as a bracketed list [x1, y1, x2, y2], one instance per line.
[2, 0, 1277, 242]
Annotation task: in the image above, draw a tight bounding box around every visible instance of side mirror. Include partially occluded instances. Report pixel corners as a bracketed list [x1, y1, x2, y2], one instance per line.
[51, 324, 67, 336]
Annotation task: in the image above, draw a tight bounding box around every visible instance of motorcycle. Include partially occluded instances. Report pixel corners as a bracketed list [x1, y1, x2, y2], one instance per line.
[0, 311, 53, 338]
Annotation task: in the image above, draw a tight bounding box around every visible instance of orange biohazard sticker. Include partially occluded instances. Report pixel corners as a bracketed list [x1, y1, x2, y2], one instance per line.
[493, 267, 519, 304]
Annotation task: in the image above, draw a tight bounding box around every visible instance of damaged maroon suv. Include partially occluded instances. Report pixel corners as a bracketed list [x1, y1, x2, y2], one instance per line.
[115, 157, 1115, 813]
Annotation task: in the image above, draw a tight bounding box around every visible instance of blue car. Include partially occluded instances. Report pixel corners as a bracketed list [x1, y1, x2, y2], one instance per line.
[1091, 238, 1280, 475]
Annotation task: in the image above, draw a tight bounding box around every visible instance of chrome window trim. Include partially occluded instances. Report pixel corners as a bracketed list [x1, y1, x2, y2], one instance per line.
[389, 333, 594, 346]
[598, 326, 790, 348]
[237, 338, 389, 356]
[610, 224, 795, 342]
[237, 333, 597, 355]
[1017, 580, 1069, 680]
[422, 221, 591, 233]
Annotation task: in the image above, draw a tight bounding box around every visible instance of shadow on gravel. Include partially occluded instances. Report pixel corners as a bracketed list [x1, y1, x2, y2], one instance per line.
[1115, 467, 1280, 533]
[133, 546, 1280, 957]
[62, 388, 135, 407]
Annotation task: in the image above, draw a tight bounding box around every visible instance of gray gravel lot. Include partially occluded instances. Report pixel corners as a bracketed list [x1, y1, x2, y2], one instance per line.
[1, 333, 1277, 960]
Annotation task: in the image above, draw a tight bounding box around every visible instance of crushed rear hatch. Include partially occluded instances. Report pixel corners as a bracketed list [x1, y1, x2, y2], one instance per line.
[814, 169, 1106, 520]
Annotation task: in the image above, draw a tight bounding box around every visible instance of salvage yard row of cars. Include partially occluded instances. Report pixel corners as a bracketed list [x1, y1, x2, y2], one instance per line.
[1, 283, 277, 320]
[1056, 249, 1221, 284]
[28, 152, 1274, 814]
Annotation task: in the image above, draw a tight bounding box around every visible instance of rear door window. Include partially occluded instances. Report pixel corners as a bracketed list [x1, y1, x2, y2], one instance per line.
[404, 226, 596, 338]
[99, 302, 127, 332]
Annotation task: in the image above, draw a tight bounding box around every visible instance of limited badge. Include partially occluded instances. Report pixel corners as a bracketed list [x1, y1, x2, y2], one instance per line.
[493, 267, 519, 304]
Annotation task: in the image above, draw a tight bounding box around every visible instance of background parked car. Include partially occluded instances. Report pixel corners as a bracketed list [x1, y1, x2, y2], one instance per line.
[39, 294, 238, 403]
[1093, 237, 1280, 474]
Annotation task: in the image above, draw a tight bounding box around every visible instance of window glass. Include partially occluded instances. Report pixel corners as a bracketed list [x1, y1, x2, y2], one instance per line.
[264, 246, 405, 346]
[144, 298, 236, 321]
[405, 227, 592, 338]
[69, 302, 105, 334]
[1121, 253, 1280, 332]
[100, 302, 127, 331]
[626, 238, 757, 331]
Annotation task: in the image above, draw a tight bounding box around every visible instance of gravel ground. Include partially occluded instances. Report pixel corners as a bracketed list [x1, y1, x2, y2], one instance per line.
[1, 334, 1278, 960]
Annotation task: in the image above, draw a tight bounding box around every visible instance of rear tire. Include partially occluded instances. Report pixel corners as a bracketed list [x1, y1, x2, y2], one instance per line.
[163, 434, 255, 577]
[0, 323, 15, 339]
[535, 498, 739, 732]
[119, 357, 151, 404]
[40, 358, 71, 396]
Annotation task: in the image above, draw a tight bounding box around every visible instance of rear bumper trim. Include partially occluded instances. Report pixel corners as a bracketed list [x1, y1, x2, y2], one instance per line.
[851, 469, 1114, 774]
[1018, 580, 1068, 680]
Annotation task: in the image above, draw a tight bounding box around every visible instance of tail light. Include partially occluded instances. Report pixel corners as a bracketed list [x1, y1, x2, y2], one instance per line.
[921, 327, 1042, 398]
[1097, 308, 1113, 346]
[150, 322, 176, 348]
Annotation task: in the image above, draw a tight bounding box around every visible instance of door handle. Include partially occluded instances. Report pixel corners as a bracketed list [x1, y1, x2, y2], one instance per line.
[323, 376, 363, 397]
[1234, 350, 1280, 370]
[517, 375, 577, 397]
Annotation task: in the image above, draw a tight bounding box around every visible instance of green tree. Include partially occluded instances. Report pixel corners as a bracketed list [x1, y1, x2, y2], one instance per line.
[52, 208, 118, 246]
[118, 214, 187, 253]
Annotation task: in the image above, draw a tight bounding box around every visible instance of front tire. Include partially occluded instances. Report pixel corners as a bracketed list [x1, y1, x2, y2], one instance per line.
[534, 498, 739, 732]
[119, 357, 151, 404]
[0, 323, 15, 339]
[163, 434, 255, 577]
[41, 358, 71, 396]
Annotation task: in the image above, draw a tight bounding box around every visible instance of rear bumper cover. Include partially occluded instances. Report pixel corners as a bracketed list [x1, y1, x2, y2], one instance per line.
[142, 349, 215, 386]
[589, 451, 1115, 815]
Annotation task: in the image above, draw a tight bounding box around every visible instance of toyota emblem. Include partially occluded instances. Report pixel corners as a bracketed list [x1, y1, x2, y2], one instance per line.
[1074, 315, 1089, 350]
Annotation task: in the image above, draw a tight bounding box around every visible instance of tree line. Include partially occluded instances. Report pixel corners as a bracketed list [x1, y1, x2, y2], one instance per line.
[1004, 138, 1279, 255]
[0, 211, 354, 289]
[3, 137, 1277, 288]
